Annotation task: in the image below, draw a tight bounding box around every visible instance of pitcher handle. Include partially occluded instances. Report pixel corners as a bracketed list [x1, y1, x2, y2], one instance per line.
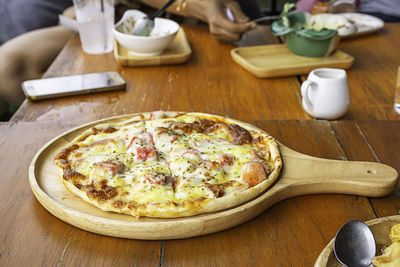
[301, 80, 315, 110]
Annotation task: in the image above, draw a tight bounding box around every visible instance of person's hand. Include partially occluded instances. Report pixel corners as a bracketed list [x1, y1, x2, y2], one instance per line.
[205, 0, 256, 42]
[138, 0, 257, 42]
[137, 0, 257, 42]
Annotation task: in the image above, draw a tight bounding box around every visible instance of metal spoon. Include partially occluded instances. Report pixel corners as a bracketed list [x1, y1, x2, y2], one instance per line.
[132, 0, 176, 36]
[251, 15, 281, 24]
[333, 220, 376, 267]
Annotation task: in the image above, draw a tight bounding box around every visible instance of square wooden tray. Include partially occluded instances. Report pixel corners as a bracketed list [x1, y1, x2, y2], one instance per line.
[231, 44, 354, 78]
[113, 28, 191, 67]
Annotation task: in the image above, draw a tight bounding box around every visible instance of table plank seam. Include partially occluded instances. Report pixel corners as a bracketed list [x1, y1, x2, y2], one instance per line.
[328, 122, 350, 161]
[295, 76, 306, 115]
[366, 195, 379, 218]
[353, 122, 387, 220]
[56, 229, 75, 267]
[355, 123, 381, 163]
[159, 240, 165, 267]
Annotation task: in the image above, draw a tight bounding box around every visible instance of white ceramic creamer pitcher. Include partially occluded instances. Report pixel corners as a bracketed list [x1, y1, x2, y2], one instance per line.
[301, 68, 350, 120]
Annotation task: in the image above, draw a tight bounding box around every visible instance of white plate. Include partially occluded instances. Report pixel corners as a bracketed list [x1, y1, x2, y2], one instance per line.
[339, 13, 384, 37]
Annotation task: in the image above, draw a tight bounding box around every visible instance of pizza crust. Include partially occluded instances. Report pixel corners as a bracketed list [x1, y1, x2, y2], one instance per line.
[55, 111, 282, 218]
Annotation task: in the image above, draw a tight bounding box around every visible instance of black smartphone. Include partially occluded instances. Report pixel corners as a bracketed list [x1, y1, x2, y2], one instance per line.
[22, 71, 126, 101]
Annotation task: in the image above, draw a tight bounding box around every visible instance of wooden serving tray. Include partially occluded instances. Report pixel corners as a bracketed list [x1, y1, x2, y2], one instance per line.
[231, 44, 354, 78]
[28, 115, 398, 240]
[315, 215, 400, 267]
[113, 28, 191, 67]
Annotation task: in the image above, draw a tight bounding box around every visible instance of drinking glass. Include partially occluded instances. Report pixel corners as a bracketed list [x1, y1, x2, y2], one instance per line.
[394, 61, 400, 114]
[73, 0, 114, 54]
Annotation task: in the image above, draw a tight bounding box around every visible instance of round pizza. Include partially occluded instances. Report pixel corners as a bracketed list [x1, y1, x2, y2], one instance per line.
[54, 111, 282, 218]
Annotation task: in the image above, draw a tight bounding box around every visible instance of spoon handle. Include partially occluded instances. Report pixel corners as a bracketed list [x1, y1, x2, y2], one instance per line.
[251, 15, 281, 23]
[151, 0, 177, 19]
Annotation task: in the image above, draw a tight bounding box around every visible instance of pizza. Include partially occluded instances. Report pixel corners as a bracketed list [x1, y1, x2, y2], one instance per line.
[54, 111, 282, 218]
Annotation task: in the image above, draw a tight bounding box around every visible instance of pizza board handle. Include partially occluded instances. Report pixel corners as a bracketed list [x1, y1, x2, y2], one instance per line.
[278, 144, 399, 198]
[199, 145, 399, 238]
[209, 145, 400, 235]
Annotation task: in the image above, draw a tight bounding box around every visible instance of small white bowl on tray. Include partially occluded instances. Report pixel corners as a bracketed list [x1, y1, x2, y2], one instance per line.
[113, 9, 179, 57]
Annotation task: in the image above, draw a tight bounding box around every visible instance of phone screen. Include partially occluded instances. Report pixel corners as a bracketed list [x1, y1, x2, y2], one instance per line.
[22, 71, 126, 100]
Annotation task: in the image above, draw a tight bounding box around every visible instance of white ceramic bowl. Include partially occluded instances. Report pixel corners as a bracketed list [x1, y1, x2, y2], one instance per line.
[113, 10, 179, 57]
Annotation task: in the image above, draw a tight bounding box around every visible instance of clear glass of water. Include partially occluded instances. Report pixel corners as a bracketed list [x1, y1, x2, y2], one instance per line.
[73, 0, 114, 54]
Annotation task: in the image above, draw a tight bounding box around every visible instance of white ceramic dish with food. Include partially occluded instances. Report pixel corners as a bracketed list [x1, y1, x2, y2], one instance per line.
[339, 13, 384, 38]
[315, 215, 400, 267]
[306, 13, 357, 37]
[113, 9, 179, 57]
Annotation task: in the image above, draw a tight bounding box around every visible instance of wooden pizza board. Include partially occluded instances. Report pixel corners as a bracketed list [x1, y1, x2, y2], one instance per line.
[314, 215, 400, 267]
[28, 115, 398, 240]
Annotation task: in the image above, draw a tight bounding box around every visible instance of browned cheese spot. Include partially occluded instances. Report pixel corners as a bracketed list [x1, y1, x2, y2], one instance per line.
[173, 177, 180, 193]
[252, 136, 263, 145]
[63, 170, 87, 181]
[83, 182, 118, 202]
[201, 120, 253, 145]
[101, 127, 117, 133]
[54, 144, 80, 169]
[173, 119, 216, 134]
[205, 183, 225, 197]
[227, 124, 252, 145]
[112, 200, 125, 209]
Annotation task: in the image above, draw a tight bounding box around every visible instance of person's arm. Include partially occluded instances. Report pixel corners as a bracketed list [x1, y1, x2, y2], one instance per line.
[137, 0, 256, 42]
[0, 26, 74, 106]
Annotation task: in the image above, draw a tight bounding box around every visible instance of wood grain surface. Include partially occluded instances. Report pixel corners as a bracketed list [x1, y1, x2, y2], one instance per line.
[301, 23, 400, 120]
[12, 25, 303, 123]
[10, 25, 300, 123]
[332, 121, 400, 219]
[28, 116, 397, 240]
[1, 120, 399, 266]
[0, 122, 161, 266]
[114, 28, 192, 67]
[231, 45, 354, 78]
[11, 24, 400, 123]
[315, 215, 400, 267]
[3, 21, 400, 267]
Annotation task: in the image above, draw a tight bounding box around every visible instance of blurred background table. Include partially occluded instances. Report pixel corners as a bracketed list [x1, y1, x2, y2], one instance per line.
[10, 23, 400, 123]
[2, 23, 400, 266]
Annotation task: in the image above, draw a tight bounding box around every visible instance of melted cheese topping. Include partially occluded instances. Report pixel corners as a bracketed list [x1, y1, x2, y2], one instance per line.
[57, 114, 276, 216]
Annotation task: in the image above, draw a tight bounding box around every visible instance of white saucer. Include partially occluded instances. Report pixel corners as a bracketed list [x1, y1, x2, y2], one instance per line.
[339, 13, 384, 38]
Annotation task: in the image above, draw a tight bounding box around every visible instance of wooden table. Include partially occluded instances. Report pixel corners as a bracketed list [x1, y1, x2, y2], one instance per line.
[1, 120, 399, 266]
[2, 23, 400, 266]
[11, 24, 400, 123]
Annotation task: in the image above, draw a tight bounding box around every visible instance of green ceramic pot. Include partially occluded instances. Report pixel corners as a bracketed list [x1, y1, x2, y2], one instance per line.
[271, 12, 340, 58]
